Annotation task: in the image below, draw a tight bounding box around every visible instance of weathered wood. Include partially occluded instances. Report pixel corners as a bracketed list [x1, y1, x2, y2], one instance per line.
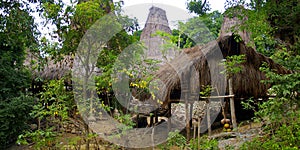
[200, 95, 234, 99]
[229, 78, 237, 129]
[150, 115, 154, 127]
[167, 102, 172, 132]
[185, 100, 190, 141]
[155, 111, 158, 123]
[198, 118, 201, 149]
[193, 120, 197, 139]
[189, 102, 193, 131]
[221, 100, 227, 120]
[206, 101, 212, 136]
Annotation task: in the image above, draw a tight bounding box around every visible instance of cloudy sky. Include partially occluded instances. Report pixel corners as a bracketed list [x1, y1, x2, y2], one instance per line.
[38, 0, 250, 39]
[120, 0, 228, 12]
[119, 0, 230, 29]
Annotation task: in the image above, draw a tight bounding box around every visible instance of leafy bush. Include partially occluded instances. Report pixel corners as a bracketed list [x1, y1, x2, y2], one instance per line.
[0, 62, 33, 148]
[189, 136, 219, 150]
[158, 130, 187, 149]
[0, 95, 34, 149]
[17, 79, 75, 148]
[17, 128, 57, 149]
[241, 56, 300, 149]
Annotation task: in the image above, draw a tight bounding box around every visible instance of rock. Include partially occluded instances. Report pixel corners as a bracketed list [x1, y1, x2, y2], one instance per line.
[71, 128, 76, 134]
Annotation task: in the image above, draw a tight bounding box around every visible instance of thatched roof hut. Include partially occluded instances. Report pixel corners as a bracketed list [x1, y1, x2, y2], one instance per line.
[152, 34, 290, 107]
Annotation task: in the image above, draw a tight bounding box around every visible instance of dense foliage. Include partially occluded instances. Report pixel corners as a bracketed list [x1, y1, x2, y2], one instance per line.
[226, 0, 300, 149]
[0, 0, 39, 148]
[0, 0, 299, 149]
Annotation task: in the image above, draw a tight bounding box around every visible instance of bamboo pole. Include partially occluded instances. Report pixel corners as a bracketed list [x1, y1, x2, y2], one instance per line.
[229, 78, 237, 129]
[200, 95, 234, 99]
[198, 118, 201, 150]
[193, 119, 196, 139]
[185, 100, 190, 141]
[190, 102, 194, 131]
[206, 100, 211, 136]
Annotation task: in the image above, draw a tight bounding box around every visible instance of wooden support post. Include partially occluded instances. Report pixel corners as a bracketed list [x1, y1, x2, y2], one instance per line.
[206, 100, 211, 136]
[229, 78, 237, 129]
[193, 120, 196, 139]
[137, 114, 139, 128]
[155, 111, 158, 123]
[150, 114, 154, 127]
[198, 118, 201, 149]
[190, 102, 194, 130]
[185, 100, 190, 141]
[167, 102, 172, 132]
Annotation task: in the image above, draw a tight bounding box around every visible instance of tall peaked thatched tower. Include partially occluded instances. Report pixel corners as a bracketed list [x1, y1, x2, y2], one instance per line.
[220, 7, 252, 47]
[140, 6, 172, 40]
[140, 6, 177, 62]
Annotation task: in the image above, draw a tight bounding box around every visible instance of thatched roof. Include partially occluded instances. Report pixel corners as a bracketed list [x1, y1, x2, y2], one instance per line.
[219, 15, 252, 46]
[39, 55, 74, 80]
[219, 35, 290, 97]
[25, 53, 101, 81]
[152, 35, 290, 107]
[140, 6, 172, 41]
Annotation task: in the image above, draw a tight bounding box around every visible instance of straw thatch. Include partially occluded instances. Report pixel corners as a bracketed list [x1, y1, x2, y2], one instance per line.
[140, 6, 178, 62]
[39, 55, 74, 80]
[153, 35, 291, 107]
[25, 54, 96, 81]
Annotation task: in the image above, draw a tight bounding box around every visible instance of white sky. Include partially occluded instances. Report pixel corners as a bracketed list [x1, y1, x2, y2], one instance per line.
[119, 0, 229, 29]
[37, 0, 249, 40]
[121, 0, 227, 12]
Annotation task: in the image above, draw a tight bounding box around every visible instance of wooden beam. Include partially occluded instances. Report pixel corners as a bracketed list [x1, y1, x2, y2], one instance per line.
[200, 95, 234, 99]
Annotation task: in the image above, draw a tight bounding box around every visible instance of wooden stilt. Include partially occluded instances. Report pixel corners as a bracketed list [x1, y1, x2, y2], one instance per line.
[150, 114, 154, 127]
[167, 102, 172, 132]
[221, 101, 227, 120]
[190, 102, 194, 130]
[206, 100, 211, 136]
[229, 78, 237, 129]
[155, 111, 158, 123]
[193, 120, 196, 139]
[198, 117, 201, 149]
[137, 114, 139, 128]
[185, 100, 190, 141]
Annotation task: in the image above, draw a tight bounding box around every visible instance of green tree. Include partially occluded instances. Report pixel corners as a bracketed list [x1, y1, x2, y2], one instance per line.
[0, 0, 39, 148]
[198, 10, 223, 39]
[186, 0, 211, 16]
[224, 0, 300, 148]
[17, 79, 75, 149]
